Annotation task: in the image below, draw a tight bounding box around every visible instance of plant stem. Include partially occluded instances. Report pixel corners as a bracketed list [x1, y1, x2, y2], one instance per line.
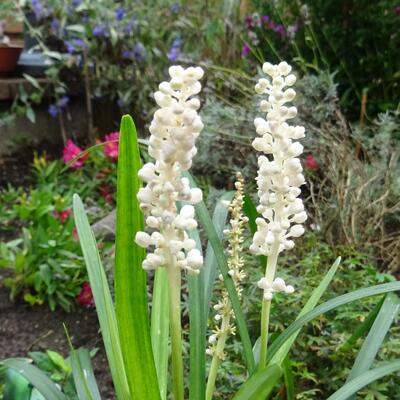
[258, 299, 271, 370]
[167, 264, 184, 400]
[258, 241, 279, 370]
[206, 316, 230, 400]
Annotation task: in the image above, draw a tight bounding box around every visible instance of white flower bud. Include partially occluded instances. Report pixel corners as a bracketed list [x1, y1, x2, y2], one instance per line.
[135, 231, 152, 248]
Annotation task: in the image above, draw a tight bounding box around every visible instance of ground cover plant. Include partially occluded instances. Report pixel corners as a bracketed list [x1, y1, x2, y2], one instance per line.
[2, 61, 399, 400]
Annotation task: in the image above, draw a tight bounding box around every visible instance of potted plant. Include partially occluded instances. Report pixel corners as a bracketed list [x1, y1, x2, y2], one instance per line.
[0, 1, 23, 75]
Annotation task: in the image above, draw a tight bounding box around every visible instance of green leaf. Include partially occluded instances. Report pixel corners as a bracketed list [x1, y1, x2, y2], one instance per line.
[268, 257, 341, 365]
[232, 364, 282, 400]
[73, 194, 130, 399]
[46, 350, 71, 374]
[70, 348, 101, 400]
[187, 227, 205, 400]
[2, 358, 67, 400]
[203, 191, 234, 321]
[243, 194, 266, 270]
[282, 357, 295, 400]
[267, 281, 400, 363]
[339, 296, 385, 353]
[347, 293, 399, 383]
[185, 172, 256, 374]
[4, 367, 31, 400]
[26, 107, 36, 123]
[151, 268, 169, 400]
[115, 115, 160, 399]
[327, 360, 400, 400]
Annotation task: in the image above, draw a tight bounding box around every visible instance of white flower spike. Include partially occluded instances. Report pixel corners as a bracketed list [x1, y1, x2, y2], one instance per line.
[251, 61, 306, 300]
[135, 65, 205, 274]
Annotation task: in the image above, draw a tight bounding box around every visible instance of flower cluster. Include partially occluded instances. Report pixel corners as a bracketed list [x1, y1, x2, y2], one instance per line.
[104, 131, 119, 160]
[207, 174, 247, 359]
[257, 276, 294, 300]
[250, 61, 306, 299]
[63, 139, 88, 169]
[242, 13, 299, 58]
[135, 66, 205, 274]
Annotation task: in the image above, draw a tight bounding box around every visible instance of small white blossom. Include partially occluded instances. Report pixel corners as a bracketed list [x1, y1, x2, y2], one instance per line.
[135, 66, 205, 273]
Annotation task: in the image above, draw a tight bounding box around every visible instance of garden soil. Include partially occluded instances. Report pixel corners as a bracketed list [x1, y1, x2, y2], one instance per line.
[0, 272, 115, 399]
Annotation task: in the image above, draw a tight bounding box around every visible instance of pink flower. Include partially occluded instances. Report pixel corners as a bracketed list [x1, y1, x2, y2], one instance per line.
[76, 282, 94, 308]
[304, 154, 318, 170]
[104, 131, 119, 159]
[54, 208, 72, 223]
[395, 5, 400, 15]
[63, 139, 88, 169]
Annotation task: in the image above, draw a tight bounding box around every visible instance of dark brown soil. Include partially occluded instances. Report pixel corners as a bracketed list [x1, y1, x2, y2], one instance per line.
[0, 271, 115, 399]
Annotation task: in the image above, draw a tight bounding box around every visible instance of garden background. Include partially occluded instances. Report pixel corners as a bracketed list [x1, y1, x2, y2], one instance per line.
[0, 0, 399, 399]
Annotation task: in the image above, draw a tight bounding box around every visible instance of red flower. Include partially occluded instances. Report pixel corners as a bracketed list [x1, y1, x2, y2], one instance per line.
[103, 131, 119, 160]
[63, 139, 88, 169]
[72, 226, 79, 241]
[76, 282, 94, 308]
[99, 184, 114, 204]
[54, 208, 72, 223]
[304, 154, 318, 170]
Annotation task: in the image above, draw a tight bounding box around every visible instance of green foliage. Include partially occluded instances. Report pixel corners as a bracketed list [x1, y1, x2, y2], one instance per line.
[0, 149, 116, 311]
[244, 0, 400, 117]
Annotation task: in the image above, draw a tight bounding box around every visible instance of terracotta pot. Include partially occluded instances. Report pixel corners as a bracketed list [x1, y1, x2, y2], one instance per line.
[0, 43, 23, 74]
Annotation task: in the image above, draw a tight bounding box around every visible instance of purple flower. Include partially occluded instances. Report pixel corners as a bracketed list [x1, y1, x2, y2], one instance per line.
[261, 15, 270, 24]
[241, 43, 251, 57]
[122, 50, 131, 59]
[124, 19, 136, 35]
[93, 24, 107, 37]
[170, 3, 180, 13]
[58, 96, 70, 108]
[133, 43, 145, 61]
[51, 18, 60, 34]
[167, 38, 181, 61]
[244, 15, 253, 29]
[65, 38, 86, 54]
[71, 0, 82, 6]
[31, 0, 43, 20]
[274, 24, 286, 38]
[115, 6, 125, 21]
[395, 5, 400, 15]
[48, 104, 59, 118]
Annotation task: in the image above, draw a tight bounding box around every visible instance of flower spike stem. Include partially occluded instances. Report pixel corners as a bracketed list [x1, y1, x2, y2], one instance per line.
[167, 263, 184, 400]
[205, 316, 231, 400]
[258, 299, 271, 370]
[258, 242, 279, 370]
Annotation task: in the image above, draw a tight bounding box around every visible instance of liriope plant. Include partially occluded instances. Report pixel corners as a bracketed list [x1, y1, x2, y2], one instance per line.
[2, 62, 400, 400]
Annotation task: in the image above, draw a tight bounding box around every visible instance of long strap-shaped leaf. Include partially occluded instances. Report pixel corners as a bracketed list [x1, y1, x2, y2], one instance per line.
[187, 227, 206, 400]
[267, 281, 400, 363]
[243, 194, 266, 270]
[327, 360, 400, 400]
[3, 358, 67, 400]
[203, 191, 234, 322]
[232, 364, 282, 400]
[184, 172, 256, 374]
[70, 348, 102, 400]
[268, 257, 341, 366]
[346, 293, 399, 390]
[151, 268, 169, 400]
[115, 115, 160, 399]
[73, 195, 131, 399]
